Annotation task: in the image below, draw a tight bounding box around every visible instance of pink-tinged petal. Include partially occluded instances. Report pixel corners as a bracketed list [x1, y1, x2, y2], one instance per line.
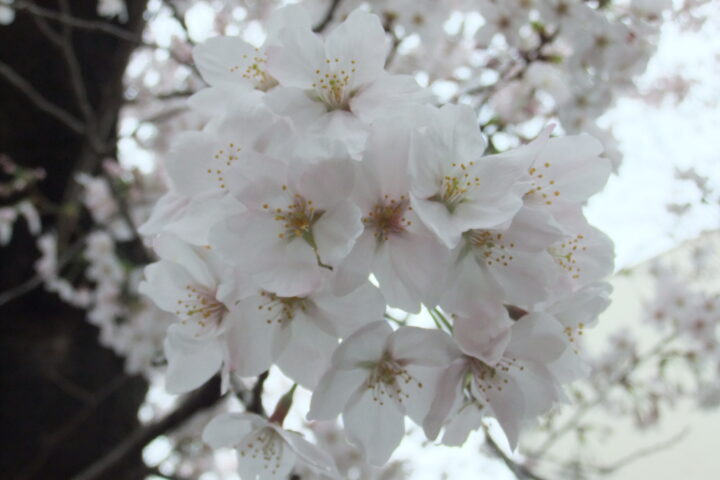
[441, 250, 504, 316]
[343, 385, 404, 466]
[297, 160, 355, 209]
[276, 314, 337, 389]
[154, 193, 240, 247]
[504, 206, 565, 251]
[313, 281, 385, 338]
[399, 365, 445, 425]
[230, 152, 288, 209]
[236, 428, 295, 480]
[253, 239, 323, 297]
[313, 200, 363, 266]
[332, 232, 376, 296]
[153, 233, 217, 286]
[192, 36, 259, 87]
[187, 84, 263, 116]
[166, 131, 219, 197]
[372, 243, 421, 313]
[164, 325, 222, 394]
[138, 191, 190, 237]
[548, 282, 612, 329]
[202, 413, 253, 449]
[309, 110, 368, 157]
[432, 104, 486, 165]
[264, 86, 327, 124]
[454, 314, 511, 366]
[408, 126, 449, 200]
[423, 359, 467, 441]
[279, 430, 338, 478]
[225, 309, 275, 377]
[266, 27, 325, 88]
[441, 402, 485, 446]
[488, 249, 557, 307]
[387, 232, 451, 309]
[535, 134, 609, 204]
[308, 366, 367, 420]
[325, 10, 387, 88]
[407, 195, 464, 249]
[481, 375, 525, 449]
[388, 326, 460, 367]
[351, 75, 428, 124]
[140, 261, 195, 313]
[210, 212, 283, 272]
[359, 117, 412, 199]
[330, 321, 392, 370]
[506, 313, 568, 363]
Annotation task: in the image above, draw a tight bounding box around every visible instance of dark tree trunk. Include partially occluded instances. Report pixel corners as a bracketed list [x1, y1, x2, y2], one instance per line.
[0, 1, 150, 478]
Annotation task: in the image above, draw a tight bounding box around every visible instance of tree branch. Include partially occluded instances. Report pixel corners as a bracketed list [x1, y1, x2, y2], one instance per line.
[0, 58, 85, 134]
[482, 424, 547, 480]
[73, 376, 222, 480]
[313, 0, 342, 33]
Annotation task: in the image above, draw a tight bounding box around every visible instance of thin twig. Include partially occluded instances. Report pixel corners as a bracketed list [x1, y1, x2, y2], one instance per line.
[313, 0, 342, 33]
[0, 59, 85, 134]
[595, 428, 690, 474]
[58, 0, 96, 124]
[530, 332, 678, 458]
[73, 376, 222, 480]
[482, 423, 547, 480]
[248, 371, 269, 416]
[0, 235, 85, 307]
[13, 0, 142, 43]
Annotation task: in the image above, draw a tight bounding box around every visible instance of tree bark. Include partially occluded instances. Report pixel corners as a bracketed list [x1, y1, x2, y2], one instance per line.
[0, 1, 150, 478]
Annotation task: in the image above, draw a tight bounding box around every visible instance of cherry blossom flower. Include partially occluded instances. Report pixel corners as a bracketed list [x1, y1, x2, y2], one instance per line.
[211, 153, 362, 297]
[308, 322, 459, 465]
[140, 234, 241, 392]
[424, 313, 572, 448]
[203, 412, 337, 480]
[408, 104, 536, 249]
[265, 9, 427, 153]
[228, 279, 385, 388]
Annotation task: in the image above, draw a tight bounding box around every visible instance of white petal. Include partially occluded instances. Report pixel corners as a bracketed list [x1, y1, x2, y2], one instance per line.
[423, 359, 467, 441]
[193, 36, 259, 87]
[202, 413, 254, 449]
[388, 326, 460, 367]
[164, 325, 223, 394]
[279, 429, 338, 477]
[236, 428, 295, 480]
[308, 366, 367, 420]
[313, 200, 363, 267]
[343, 385, 405, 466]
[313, 281, 385, 338]
[266, 26, 325, 88]
[276, 315, 337, 389]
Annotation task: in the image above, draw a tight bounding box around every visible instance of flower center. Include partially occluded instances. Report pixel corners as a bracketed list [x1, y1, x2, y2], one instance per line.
[365, 355, 423, 406]
[548, 234, 586, 279]
[264, 191, 325, 241]
[429, 162, 480, 212]
[230, 49, 277, 91]
[175, 284, 227, 334]
[525, 162, 560, 205]
[311, 58, 358, 110]
[256, 291, 308, 325]
[239, 427, 284, 475]
[208, 143, 242, 190]
[468, 355, 523, 401]
[466, 230, 515, 267]
[362, 195, 412, 241]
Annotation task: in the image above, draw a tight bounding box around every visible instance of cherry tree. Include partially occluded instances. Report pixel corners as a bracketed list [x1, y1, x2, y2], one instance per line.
[1, 1, 717, 479]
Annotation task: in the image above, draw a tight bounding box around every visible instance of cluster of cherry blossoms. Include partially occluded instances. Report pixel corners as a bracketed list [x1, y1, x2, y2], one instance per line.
[137, 6, 615, 477]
